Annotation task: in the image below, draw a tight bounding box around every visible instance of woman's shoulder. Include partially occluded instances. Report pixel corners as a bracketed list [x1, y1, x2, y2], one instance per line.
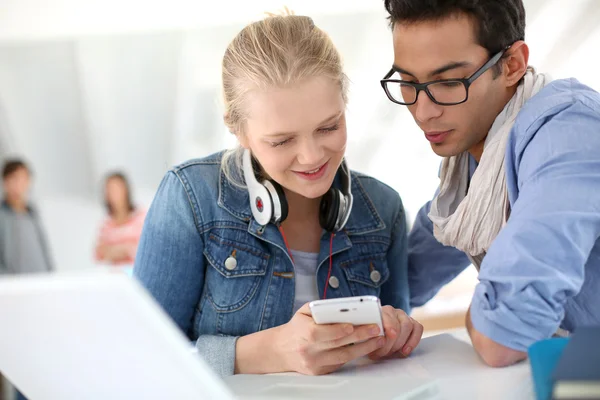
[350, 170, 401, 201]
[131, 208, 147, 223]
[349, 170, 404, 221]
[165, 151, 226, 191]
[99, 209, 146, 231]
[171, 151, 225, 176]
[97, 216, 113, 233]
[157, 151, 240, 224]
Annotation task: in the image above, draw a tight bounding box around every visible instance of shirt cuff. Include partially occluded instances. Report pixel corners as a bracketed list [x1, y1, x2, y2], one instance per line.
[469, 282, 561, 352]
[195, 335, 240, 378]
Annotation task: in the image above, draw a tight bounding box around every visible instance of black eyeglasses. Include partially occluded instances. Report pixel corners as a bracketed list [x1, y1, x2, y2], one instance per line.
[380, 48, 507, 106]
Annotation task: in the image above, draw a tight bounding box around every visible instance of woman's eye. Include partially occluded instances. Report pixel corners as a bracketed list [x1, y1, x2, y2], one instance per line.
[270, 138, 292, 147]
[318, 124, 339, 133]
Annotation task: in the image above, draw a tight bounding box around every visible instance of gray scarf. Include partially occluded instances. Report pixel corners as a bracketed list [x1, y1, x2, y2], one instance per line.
[428, 68, 551, 269]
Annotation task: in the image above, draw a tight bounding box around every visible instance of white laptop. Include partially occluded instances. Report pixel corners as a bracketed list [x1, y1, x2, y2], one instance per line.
[0, 269, 234, 400]
[0, 270, 436, 400]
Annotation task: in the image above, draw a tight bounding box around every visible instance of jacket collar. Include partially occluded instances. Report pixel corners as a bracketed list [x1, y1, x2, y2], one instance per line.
[217, 166, 386, 235]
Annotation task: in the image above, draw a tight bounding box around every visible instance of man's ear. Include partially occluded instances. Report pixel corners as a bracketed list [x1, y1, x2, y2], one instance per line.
[503, 41, 529, 87]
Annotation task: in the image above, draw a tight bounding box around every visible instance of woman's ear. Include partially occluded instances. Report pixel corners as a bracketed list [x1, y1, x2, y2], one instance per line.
[225, 114, 250, 148]
[503, 41, 529, 87]
[235, 130, 249, 149]
[238, 134, 249, 149]
[223, 114, 235, 134]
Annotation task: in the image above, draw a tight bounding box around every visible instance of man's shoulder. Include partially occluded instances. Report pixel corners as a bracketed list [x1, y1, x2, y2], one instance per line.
[0, 203, 16, 219]
[0, 205, 8, 222]
[506, 78, 600, 186]
[513, 78, 600, 142]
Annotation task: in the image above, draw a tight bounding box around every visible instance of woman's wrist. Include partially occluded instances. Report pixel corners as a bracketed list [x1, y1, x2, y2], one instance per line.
[234, 325, 287, 374]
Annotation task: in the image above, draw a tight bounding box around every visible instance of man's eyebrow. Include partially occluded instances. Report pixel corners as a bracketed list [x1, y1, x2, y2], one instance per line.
[393, 61, 472, 78]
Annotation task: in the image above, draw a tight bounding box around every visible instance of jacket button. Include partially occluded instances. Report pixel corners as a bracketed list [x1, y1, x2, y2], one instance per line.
[370, 270, 381, 283]
[224, 257, 237, 271]
[328, 276, 340, 289]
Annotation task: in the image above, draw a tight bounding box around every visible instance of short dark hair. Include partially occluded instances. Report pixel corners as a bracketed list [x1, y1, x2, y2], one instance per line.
[384, 0, 526, 55]
[104, 172, 136, 216]
[2, 159, 29, 179]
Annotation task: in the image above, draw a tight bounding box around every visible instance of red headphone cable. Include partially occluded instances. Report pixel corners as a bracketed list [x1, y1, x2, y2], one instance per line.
[278, 226, 335, 299]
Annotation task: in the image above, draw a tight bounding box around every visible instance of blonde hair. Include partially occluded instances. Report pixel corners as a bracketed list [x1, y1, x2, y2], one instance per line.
[221, 13, 349, 187]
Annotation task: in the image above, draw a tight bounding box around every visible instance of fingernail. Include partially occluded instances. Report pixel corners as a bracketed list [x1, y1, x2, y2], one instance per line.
[377, 338, 385, 347]
[389, 328, 397, 337]
[403, 346, 412, 355]
[344, 325, 354, 334]
[370, 327, 381, 335]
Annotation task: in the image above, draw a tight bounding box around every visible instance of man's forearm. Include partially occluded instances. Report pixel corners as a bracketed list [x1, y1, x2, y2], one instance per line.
[466, 306, 527, 368]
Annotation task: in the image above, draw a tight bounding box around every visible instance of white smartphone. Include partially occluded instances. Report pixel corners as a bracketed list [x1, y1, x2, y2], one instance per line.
[309, 295, 384, 336]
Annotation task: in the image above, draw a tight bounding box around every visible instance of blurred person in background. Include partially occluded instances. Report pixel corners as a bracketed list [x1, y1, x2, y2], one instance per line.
[0, 159, 53, 400]
[0, 159, 53, 275]
[95, 172, 145, 267]
[381, 0, 600, 367]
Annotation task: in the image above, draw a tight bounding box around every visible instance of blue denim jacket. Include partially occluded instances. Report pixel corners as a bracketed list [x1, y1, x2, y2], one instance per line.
[134, 151, 409, 376]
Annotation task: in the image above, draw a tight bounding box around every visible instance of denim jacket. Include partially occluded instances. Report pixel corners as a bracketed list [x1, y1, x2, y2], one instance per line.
[134, 151, 409, 377]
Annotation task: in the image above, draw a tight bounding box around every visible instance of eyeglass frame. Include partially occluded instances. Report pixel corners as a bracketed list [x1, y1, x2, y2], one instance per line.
[380, 47, 509, 106]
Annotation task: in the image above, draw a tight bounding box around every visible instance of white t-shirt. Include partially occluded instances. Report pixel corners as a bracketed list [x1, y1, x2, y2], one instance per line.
[290, 249, 319, 314]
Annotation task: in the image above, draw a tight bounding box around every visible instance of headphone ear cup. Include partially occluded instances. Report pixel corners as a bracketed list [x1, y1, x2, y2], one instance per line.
[243, 149, 273, 226]
[319, 189, 341, 232]
[263, 179, 288, 224]
[271, 181, 288, 223]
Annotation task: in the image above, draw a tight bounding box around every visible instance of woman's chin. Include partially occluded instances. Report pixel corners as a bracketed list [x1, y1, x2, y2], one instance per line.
[286, 184, 330, 200]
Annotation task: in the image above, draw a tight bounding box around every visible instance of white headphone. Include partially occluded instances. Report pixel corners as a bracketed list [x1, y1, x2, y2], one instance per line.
[242, 148, 353, 232]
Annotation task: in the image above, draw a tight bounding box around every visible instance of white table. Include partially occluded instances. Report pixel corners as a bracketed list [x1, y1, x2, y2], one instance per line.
[226, 329, 535, 400]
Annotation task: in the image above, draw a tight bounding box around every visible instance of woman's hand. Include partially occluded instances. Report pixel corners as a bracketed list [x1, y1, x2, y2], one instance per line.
[274, 303, 386, 375]
[95, 243, 107, 261]
[97, 244, 131, 264]
[368, 306, 423, 360]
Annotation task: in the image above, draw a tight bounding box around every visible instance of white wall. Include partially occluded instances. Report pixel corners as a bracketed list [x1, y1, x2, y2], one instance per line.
[0, 42, 93, 198]
[0, 1, 599, 271]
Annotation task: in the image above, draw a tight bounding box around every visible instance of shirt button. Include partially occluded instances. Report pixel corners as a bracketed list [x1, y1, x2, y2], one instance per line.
[224, 256, 237, 271]
[328, 276, 340, 289]
[370, 270, 381, 284]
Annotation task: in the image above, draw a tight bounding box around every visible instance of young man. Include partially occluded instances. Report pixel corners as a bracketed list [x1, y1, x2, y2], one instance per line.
[1, 159, 54, 400]
[381, 0, 600, 367]
[0, 159, 53, 275]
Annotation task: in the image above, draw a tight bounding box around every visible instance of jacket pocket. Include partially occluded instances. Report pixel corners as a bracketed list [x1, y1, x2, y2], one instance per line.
[340, 254, 390, 297]
[203, 231, 269, 312]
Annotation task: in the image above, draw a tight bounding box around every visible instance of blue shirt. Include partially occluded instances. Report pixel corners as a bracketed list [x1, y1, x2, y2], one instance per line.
[408, 78, 600, 352]
[134, 152, 410, 376]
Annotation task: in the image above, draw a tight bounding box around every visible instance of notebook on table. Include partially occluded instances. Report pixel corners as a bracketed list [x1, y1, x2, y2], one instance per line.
[552, 326, 600, 400]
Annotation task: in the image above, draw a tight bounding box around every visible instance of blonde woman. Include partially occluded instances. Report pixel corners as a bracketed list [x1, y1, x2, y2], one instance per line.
[134, 14, 423, 377]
